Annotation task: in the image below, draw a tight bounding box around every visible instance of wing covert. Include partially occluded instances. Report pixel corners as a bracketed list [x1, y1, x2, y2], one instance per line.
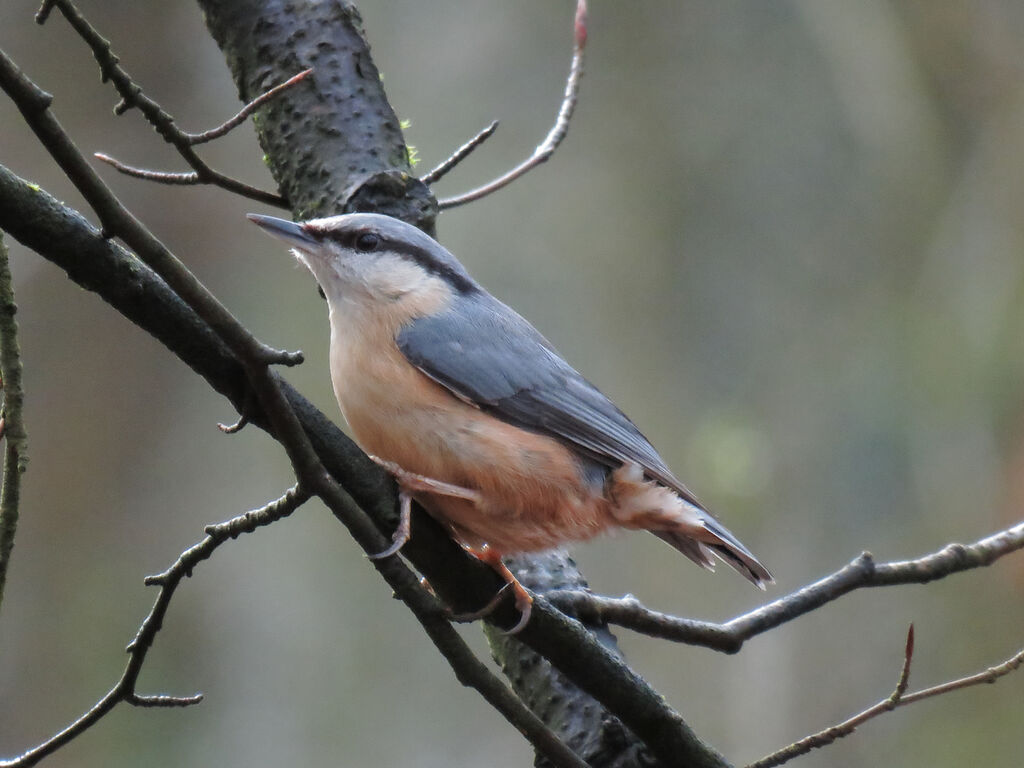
[396, 295, 703, 507]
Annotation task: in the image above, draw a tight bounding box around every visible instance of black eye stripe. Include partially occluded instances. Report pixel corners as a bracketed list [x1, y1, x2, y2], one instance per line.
[318, 228, 478, 294]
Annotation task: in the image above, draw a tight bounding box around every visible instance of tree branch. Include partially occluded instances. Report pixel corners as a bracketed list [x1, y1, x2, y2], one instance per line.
[747, 627, 1024, 768]
[37, 0, 290, 208]
[0, 44, 302, 370]
[92, 69, 312, 190]
[437, 0, 587, 210]
[0, 487, 310, 768]
[549, 520, 1024, 653]
[419, 120, 499, 186]
[0, 232, 27, 616]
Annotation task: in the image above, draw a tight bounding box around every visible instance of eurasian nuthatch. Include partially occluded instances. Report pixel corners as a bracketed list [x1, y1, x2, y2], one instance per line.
[249, 212, 772, 632]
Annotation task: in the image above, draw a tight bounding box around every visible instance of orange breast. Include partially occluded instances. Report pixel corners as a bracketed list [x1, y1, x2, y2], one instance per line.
[331, 329, 615, 553]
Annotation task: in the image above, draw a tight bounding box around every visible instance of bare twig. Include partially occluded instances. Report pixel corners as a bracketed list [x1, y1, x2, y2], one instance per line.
[217, 387, 256, 435]
[900, 646, 1024, 703]
[0, 233, 27, 616]
[92, 69, 314, 186]
[217, 412, 249, 434]
[185, 68, 312, 145]
[420, 120, 499, 186]
[549, 520, 1024, 652]
[37, 0, 295, 208]
[437, 0, 587, 210]
[748, 625, 915, 768]
[93, 154, 200, 185]
[0, 487, 310, 768]
[748, 628, 1024, 768]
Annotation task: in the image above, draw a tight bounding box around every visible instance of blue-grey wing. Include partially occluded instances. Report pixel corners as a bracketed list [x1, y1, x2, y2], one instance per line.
[395, 295, 704, 509]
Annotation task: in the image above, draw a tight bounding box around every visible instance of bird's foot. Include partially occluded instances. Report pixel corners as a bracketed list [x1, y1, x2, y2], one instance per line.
[367, 455, 481, 560]
[368, 489, 413, 560]
[462, 544, 534, 635]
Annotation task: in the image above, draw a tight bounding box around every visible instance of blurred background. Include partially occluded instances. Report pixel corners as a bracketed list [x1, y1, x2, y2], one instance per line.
[2, 1, 1023, 766]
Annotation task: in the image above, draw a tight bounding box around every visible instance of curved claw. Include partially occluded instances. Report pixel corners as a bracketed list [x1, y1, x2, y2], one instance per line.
[446, 583, 513, 623]
[504, 589, 534, 636]
[464, 544, 535, 634]
[368, 491, 412, 560]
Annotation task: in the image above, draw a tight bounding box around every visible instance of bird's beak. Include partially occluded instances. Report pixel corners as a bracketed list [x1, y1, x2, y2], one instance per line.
[246, 213, 318, 250]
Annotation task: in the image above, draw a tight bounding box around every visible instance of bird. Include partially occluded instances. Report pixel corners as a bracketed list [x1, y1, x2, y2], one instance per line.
[248, 212, 772, 632]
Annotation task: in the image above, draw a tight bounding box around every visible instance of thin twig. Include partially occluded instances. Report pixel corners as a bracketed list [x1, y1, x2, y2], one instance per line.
[420, 120, 499, 186]
[186, 68, 312, 145]
[93, 154, 200, 184]
[900, 646, 1024, 703]
[217, 412, 249, 434]
[0, 233, 27, 616]
[38, 0, 293, 208]
[549, 519, 1024, 652]
[747, 625, 915, 768]
[748, 628, 1024, 768]
[0, 487, 310, 768]
[93, 70, 313, 186]
[437, 0, 587, 210]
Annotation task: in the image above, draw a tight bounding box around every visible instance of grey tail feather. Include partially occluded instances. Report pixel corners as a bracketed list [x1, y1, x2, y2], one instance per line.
[653, 514, 773, 590]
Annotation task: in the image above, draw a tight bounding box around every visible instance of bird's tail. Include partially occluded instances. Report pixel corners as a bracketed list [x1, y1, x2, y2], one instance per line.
[609, 461, 773, 589]
[653, 507, 773, 589]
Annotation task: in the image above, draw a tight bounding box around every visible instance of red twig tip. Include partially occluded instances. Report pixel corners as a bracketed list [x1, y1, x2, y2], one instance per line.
[905, 624, 915, 661]
[575, 0, 588, 48]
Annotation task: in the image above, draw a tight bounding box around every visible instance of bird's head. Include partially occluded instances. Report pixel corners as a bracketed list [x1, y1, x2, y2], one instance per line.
[247, 212, 478, 315]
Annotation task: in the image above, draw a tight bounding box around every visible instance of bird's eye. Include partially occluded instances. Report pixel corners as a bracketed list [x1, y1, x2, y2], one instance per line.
[355, 232, 379, 252]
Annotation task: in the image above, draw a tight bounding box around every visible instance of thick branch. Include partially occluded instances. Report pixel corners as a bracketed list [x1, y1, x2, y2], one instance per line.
[549, 521, 1024, 653]
[0, 232, 27, 615]
[198, 0, 436, 230]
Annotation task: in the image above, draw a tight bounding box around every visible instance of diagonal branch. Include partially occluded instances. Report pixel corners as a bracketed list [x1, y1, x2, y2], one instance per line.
[549, 519, 1024, 653]
[185, 68, 312, 145]
[0, 233, 27, 617]
[92, 70, 312, 187]
[420, 120, 499, 186]
[37, 0, 292, 207]
[0, 487, 310, 768]
[437, 0, 587, 210]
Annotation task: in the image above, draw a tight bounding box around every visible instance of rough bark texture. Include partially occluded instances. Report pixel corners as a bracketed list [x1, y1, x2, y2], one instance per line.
[493, 554, 660, 768]
[199, 0, 437, 231]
